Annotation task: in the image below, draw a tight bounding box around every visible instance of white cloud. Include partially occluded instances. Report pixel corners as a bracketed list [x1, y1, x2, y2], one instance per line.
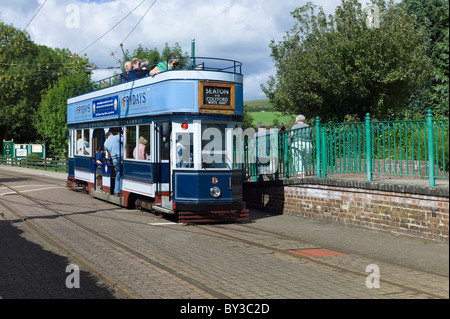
[1, 0, 344, 100]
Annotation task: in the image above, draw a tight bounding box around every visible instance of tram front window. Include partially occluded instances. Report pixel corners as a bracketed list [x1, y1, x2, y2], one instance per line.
[201, 124, 227, 169]
[176, 133, 193, 168]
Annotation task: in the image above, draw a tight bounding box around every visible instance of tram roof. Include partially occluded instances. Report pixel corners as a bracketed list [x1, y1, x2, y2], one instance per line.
[67, 57, 244, 125]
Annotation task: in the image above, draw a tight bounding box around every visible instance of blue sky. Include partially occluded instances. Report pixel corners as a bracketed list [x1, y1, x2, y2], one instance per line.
[0, 0, 348, 100]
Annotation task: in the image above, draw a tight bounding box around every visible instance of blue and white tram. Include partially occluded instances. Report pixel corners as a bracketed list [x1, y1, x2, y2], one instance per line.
[66, 57, 249, 223]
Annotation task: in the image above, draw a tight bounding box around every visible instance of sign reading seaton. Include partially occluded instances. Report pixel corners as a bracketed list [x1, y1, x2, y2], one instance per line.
[203, 86, 231, 106]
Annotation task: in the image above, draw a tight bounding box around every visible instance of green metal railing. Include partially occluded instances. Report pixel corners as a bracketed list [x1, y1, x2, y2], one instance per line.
[0, 156, 68, 173]
[244, 110, 449, 186]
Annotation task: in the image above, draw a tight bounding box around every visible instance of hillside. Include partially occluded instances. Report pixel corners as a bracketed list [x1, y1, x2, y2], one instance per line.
[244, 99, 294, 128]
[243, 99, 273, 112]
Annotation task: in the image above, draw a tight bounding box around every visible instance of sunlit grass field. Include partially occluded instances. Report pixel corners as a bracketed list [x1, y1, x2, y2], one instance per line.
[245, 99, 294, 127]
[249, 112, 292, 127]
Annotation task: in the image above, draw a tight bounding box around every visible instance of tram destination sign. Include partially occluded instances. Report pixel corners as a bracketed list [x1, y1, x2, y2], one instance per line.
[199, 81, 235, 113]
[203, 86, 231, 106]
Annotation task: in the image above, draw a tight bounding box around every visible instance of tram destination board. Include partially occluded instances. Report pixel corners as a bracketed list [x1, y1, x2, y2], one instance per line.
[199, 81, 235, 113]
[203, 86, 230, 106]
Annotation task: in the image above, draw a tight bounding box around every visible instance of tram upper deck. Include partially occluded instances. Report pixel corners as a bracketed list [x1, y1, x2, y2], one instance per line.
[67, 57, 244, 125]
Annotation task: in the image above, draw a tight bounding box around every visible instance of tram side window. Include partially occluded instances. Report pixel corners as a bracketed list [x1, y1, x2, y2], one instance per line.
[136, 124, 150, 160]
[201, 124, 227, 169]
[69, 130, 74, 157]
[76, 129, 90, 156]
[125, 126, 137, 159]
[160, 122, 170, 161]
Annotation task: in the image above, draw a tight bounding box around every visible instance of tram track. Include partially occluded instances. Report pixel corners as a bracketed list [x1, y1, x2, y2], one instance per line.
[208, 222, 449, 277]
[194, 223, 449, 299]
[1, 169, 448, 299]
[0, 181, 228, 299]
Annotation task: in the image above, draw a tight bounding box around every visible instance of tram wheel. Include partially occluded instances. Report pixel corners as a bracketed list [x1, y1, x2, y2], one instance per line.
[135, 197, 142, 211]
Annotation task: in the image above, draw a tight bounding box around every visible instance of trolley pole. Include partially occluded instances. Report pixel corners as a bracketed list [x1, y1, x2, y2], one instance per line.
[191, 37, 196, 69]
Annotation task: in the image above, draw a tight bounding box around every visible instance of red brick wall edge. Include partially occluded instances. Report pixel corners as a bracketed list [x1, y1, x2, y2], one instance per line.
[243, 178, 449, 243]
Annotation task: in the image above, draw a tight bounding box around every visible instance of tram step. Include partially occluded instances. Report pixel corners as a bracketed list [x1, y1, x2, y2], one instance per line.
[178, 210, 249, 224]
[152, 205, 175, 215]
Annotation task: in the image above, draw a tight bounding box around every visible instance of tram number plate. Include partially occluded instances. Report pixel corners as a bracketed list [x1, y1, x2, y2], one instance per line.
[203, 86, 231, 106]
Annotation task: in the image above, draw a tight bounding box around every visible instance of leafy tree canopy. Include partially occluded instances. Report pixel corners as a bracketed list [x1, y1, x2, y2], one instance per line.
[403, 0, 449, 117]
[35, 72, 91, 157]
[0, 22, 91, 145]
[261, 0, 433, 122]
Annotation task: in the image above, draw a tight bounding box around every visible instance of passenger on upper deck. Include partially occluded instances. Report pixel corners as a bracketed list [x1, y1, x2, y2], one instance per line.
[127, 58, 149, 81]
[119, 61, 131, 83]
[139, 59, 150, 76]
[149, 55, 180, 76]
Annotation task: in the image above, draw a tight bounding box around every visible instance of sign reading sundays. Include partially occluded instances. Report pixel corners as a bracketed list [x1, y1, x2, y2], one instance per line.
[69, 89, 150, 124]
[92, 96, 119, 118]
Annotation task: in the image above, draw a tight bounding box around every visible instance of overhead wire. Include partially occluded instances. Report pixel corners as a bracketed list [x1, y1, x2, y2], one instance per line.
[3, 0, 157, 80]
[77, 0, 148, 56]
[0, 70, 86, 86]
[112, 0, 158, 58]
[23, 0, 48, 31]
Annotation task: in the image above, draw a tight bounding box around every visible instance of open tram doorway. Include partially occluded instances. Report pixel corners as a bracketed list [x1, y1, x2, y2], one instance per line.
[103, 127, 122, 196]
[153, 121, 172, 209]
[93, 128, 105, 191]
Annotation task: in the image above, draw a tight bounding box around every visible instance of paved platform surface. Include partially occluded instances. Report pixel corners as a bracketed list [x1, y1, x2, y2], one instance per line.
[0, 165, 448, 302]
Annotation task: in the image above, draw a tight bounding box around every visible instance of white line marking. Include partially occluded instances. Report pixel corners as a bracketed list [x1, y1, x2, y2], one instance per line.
[19, 186, 66, 193]
[0, 186, 65, 195]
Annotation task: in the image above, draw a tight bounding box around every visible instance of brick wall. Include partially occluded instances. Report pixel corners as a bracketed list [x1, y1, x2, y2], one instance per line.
[244, 178, 449, 243]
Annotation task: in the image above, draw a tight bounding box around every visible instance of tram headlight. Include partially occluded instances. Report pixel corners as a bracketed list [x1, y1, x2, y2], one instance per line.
[210, 186, 221, 198]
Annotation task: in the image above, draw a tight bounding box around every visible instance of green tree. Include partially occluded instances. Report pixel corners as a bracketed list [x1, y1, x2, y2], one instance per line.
[0, 22, 91, 144]
[261, 0, 433, 122]
[242, 107, 255, 130]
[403, 0, 449, 117]
[35, 72, 91, 157]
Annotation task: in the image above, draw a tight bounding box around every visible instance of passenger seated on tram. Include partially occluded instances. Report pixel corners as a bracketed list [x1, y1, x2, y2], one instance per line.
[139, 59, 150, 77]
[149, 55, 180, 76]
[77, 136, 89, 155]
[127, 58, 148, 81]
[95, 146, 106, 176]
[133, 136, 149, 160]
[119, 61, 131, 83]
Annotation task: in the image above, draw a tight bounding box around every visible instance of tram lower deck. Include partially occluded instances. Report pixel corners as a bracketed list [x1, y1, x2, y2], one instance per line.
[66, 58, 249, 223]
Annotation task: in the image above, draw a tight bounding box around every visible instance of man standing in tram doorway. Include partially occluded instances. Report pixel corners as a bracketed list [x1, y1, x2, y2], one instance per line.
[104, 131, 123, 196]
